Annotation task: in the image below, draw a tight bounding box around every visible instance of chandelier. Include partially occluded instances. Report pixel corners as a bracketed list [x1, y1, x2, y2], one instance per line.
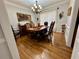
[32, 1, 42, 14]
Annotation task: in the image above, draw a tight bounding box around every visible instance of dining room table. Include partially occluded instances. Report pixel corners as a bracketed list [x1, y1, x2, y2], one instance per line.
[26, 25, 47, 32]
[26, 25, 48, 40]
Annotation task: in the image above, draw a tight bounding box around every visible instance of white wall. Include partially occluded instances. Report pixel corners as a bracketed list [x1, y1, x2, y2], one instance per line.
[65, 0, 79, 47]
[40, 3, 68, 32]
[5, 2, 36, 30]
[56, 4, 68, 32]
[40, 10, 56, 31]
[0, 24, 12, 59]
[71, 0, 79, 59]
[0, 0, 20, 59]
[40, 10, 56, 26]
[65, 0, 73, 47]
[5, 1, 68, 32]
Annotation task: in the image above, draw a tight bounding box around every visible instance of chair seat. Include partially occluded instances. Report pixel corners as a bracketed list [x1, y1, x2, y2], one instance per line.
[14, 30, 20, 35]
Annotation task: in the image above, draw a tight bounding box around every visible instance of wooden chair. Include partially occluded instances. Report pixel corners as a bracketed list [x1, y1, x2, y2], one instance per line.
[44, 21, 48, 26]
[18, 24, 26, 36]
[44, 21, 55, 43]
[35, 21, 55, 42]
[44, 21, 48, 33]
[11, 26, 20, 39]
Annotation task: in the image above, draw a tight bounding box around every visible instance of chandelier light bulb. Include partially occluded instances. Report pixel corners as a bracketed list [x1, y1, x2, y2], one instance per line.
[32, 7, 34, 9]
[33, 9, 35, 11]
[34, 4, 36, 7]
[35, 5, 37, 8]
[39, 5, 42, 9]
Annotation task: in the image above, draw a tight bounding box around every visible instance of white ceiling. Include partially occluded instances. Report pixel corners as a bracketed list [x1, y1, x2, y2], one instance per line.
[5, 0, 66, 8]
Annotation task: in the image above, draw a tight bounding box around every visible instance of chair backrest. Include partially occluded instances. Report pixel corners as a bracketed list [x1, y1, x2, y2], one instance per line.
[11, 26, 15, 34]
[48, 21, 55, 35]
[44, 22, 48, 26]
[11, 26, 16, 38]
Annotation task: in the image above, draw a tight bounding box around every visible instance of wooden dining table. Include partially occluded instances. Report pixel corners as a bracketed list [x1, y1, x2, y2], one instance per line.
[26, 26, 48, 40]
[26, 26, 47, 32]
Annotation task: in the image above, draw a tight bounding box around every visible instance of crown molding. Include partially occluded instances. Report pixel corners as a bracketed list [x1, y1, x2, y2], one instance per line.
[4, 0, 69, 13]
[4, 1, 31, 11]
[41, 0, 68, 13]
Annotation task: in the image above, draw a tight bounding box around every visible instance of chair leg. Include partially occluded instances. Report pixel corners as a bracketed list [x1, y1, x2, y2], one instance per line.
[47, 35, 49, 42]
[48, 35, 51, 42]
[52, 36, 54, 45]
[48, 35, 54, 45]
[50, 35, 52, 43]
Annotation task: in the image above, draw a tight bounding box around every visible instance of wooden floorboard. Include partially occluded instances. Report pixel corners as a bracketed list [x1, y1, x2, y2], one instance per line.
[16, 32, 72, 59]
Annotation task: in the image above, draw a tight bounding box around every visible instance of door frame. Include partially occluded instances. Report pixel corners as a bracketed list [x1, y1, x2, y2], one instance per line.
[0, 0, 20, 59]
[71, 10, 79, 48]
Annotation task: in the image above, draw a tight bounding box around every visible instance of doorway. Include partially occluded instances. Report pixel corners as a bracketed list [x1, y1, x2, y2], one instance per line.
[71, 10, 79, 48]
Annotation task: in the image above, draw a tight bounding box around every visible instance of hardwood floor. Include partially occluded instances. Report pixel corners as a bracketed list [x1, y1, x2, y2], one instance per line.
[16, 32, 72, 59]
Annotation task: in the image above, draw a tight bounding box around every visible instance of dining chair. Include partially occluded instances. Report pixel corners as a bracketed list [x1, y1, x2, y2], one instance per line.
[44, 21, 48, 33]
[44, 21, 48, 26]
[44, 21, 55, 43]
[32, 27, 47, 41]
[11, 26, 20, 39]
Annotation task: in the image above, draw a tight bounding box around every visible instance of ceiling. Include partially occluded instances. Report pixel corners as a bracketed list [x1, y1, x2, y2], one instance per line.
[5, 0, 66, 8]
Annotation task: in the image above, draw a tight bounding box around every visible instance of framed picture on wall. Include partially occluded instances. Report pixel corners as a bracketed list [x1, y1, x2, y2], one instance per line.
[67, 7, 72, 16]
[17, 13, 31, 22]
